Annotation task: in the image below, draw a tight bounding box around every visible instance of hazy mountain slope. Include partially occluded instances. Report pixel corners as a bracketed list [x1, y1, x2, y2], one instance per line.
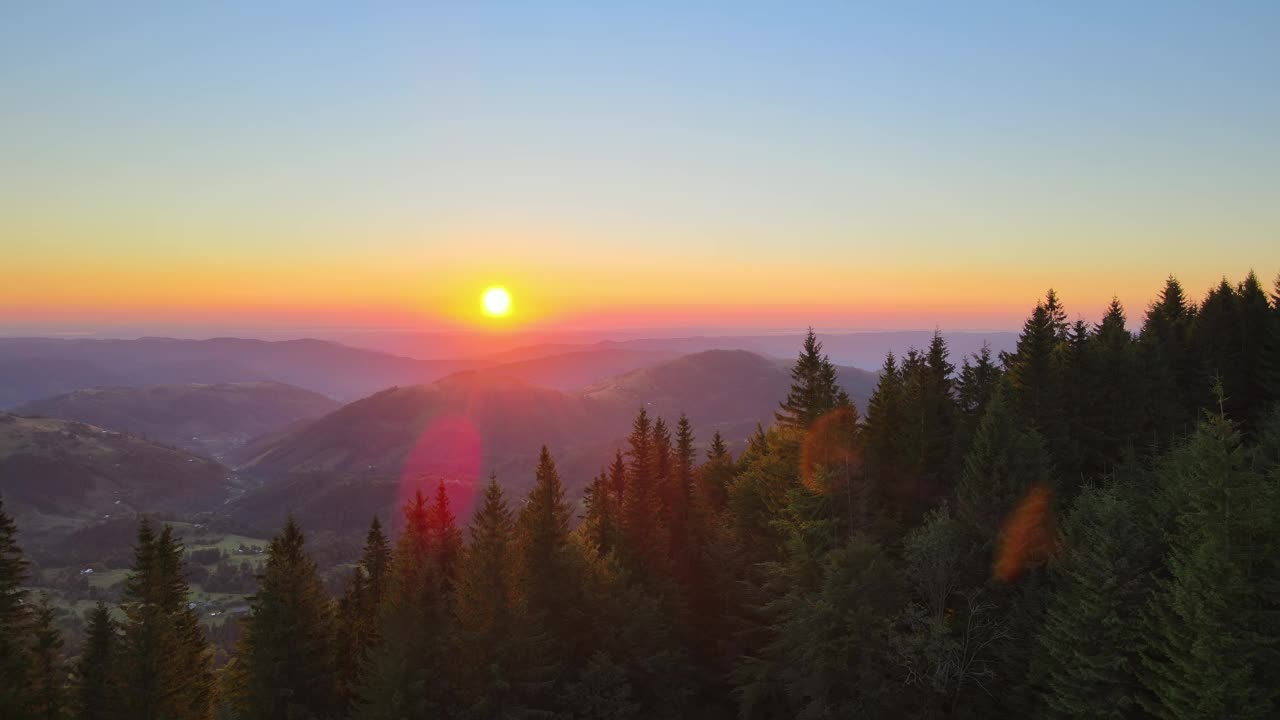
[15, 382, 340, 459]
[237, 350, 875, 486]
[237, 373, 622, 480]
[0, 354, 128, 409]
[0, 337, 468, 406]
[443, 347, 679, 391]
[0, 413, 231, 540]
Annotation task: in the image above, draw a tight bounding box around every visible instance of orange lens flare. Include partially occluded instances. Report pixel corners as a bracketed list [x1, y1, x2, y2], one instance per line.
[993, 483, 1057, 582]
[800, 406, 860, 493]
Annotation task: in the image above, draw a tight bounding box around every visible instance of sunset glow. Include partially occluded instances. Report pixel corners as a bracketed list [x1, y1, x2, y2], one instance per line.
[1, 4, 1276, 336]
[482, 287, 512, 318]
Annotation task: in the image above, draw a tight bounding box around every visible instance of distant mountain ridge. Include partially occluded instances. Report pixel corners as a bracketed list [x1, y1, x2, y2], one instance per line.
[0, 336, 463, 407]
[14, 382, 340, 459]
[0, 336, 686, 408]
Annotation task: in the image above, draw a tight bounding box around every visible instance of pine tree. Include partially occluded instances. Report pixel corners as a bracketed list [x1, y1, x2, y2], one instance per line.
[707, 431, 728, 461]
[1005, 297, 1064, 441]
[957, 342, 1002, 457]
[897, 331, 958, 519]
[608, 449, 627, 506]
[666, 414, 696, 572]
[1260, 272, 1280, 410]
[0, 495, 33, 718]
[1139, 412, 1280, 719]
[359, 516, 391, 609]
[515, 446, 586, 710]
[28, 595, 67, 720]
[1085, 298, 1141, 475]
[236, 516, 337, 720]
[75, 602, 123, 720]
[1044, 288, 1070, 341]
[651, 417, 675, 560]
[453, 476, 532, 718]
[956, 382, 1053, 542]
[120, 521, 214, 720]
[775, 328, 849, 430]
[356, 491, 454, 719]
[700, 432, 734, 513]
[863, 352, 906, 527]
[428, 480, 464, 591]
[581, 471, 617, 558]
[1035, 484, 1157, 718]
[1140, 275, 1199, 443]
[622, 409, 665, 580]
[1053, 318, 1093, 489]
[334, 567, 368, 714]
[738, 537, 905, 718]
[1232, 271, 1274, 431]
[336, 517, 391, 713]
[1195, 278, 1245, 419]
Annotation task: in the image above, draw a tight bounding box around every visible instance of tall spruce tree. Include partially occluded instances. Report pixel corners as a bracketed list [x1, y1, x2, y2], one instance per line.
[898, 331, 958, 519]
[336, 516, 391, 714]
[1005, 297, 1065, 442]
[707, 431, 728, 461]
[428, 480, 465, 591]
[0, 495, 33, 718]
[1261, 272, 1280, 410]
[667, 414, 697, 573]
[957, 342, 1002, 454]
[608, 449, 627, 507]
[515, 446, 586, 711]
[862, 352, 906, 526]
[955, 382, 1053, 542]
[623, 408, 666, 581]
[652, 417, 675, 558]
[581, 471, 617, 557]
[356, 491, 454, 719]
[1230, 271, 1275, 431]
[236, 516, 337, 720]
[453, 476, 533, 718]
[1035, 484, 1157, 718]
[1139, 411, 1280, 719]
[775, 328, 849, 430]
[1139, 276, 1199, 443]
[1085, 298, 1141, 475]
[120, 521, 214, 720]
[1044, 288, 1070, 341]
[700, 431, 734, 513]
[1196, 278, 1246, 418]
[75, 602, 123, 720]
[739, 537, 905, 718]
[28, 595, 67, 720]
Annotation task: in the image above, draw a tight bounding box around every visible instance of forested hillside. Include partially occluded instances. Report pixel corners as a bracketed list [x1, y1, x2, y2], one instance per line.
[3, 272, 1279, 718]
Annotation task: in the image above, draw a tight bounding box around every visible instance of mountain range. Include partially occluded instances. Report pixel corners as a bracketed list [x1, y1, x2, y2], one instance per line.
[0, 331, 973, 541]
[14, 382, 340, 459]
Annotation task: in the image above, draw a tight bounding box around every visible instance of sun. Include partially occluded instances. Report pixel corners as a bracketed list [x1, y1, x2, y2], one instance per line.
[482, 286, 512, 317]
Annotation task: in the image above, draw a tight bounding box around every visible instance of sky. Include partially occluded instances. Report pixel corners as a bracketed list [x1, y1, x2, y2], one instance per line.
[2, 2, 1278, 337]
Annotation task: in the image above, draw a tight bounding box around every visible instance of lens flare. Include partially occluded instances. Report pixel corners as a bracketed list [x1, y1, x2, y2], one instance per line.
[399, 415, 484, 523]
[993, 483, 1057, 582]
[800, 406, 860, 493]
